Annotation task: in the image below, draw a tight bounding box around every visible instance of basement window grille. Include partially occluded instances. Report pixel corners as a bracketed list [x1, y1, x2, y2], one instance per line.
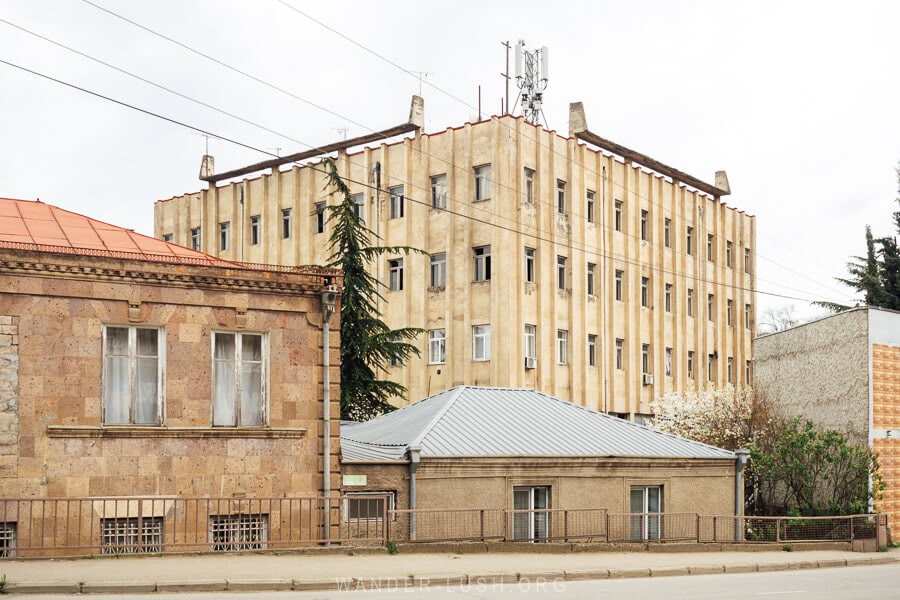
[101, 517, 163, 554]
[0, 522, 16, 557]
[209, 514, 268, 551]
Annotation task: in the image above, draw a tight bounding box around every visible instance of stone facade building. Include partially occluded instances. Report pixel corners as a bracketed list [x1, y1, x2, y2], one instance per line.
[155, 98, 756, 421]
[0, 197, 341, 554]
[754, 306, 900, 529]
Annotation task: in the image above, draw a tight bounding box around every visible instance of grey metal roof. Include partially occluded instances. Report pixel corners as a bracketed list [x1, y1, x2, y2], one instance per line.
[340, 386, 734, 462]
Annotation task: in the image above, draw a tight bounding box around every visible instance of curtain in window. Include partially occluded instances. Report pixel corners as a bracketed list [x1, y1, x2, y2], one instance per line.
[104, 327, 130, 423]
[213, 333, 236, 426]
[135, 329, 159, 424]
[240, 335, 263, 426]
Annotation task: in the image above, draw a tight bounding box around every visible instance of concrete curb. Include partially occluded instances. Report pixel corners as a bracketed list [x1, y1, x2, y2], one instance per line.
[3, 554, 898, 594]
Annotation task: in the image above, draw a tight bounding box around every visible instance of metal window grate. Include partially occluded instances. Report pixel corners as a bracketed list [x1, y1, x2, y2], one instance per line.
[209, 514, 268, 551]
[0, 522, 16, 557]
[101, 517, 163, 554]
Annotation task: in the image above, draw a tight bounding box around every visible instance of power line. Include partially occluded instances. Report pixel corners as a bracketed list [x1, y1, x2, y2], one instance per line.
[0, 56, 837, 307]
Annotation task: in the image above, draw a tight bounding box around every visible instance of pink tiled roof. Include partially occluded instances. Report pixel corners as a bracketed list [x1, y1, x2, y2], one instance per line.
[0, 197, 234, 267]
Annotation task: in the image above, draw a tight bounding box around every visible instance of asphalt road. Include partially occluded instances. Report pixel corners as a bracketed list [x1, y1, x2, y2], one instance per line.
[17, 563, 900, 599]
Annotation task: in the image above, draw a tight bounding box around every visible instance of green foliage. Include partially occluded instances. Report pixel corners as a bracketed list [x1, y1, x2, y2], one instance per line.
[750, 419, 885, 516]
[782, 543, 793, 552]
[826, 162, 900, 311]
[321, 158, 425, 421]
[386, 539, 399, 555]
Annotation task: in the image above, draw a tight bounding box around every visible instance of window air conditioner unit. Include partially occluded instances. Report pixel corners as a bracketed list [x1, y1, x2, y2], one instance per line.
[642, 373, 654, 385]
[525, 357, 538, 369]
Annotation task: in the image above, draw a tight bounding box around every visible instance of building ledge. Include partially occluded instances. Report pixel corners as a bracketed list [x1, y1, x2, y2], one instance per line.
[47, 425, 307, 439]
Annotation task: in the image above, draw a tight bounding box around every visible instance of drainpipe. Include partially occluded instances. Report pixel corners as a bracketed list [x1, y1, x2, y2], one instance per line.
[321, 284, 338, 545]
[408, 446, 421, 541]
[734, 449, 750, 541]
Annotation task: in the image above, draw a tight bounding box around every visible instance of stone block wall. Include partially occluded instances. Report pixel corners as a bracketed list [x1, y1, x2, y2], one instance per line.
[0, 315, 18, 479]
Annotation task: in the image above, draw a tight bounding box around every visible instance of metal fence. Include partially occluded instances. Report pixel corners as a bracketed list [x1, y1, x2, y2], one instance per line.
[0, 495, 886, 558]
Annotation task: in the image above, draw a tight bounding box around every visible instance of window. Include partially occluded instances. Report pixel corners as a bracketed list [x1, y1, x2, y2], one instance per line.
[687, 288, 694, 317]
[210, 514, 267, 551]
[219, 221, 230, 251]
[351, 193, 365, 223]
[523, 168, 534, 205]
[641, 277, 650, 307]
[727, 299, 734, 327]
[474, 164, 492, 201]
[640, 210, 649, 241]
[315, 202, 326, 234]
[614, 200, 623, 231]
[524, 247, 535, 283]
[557, 255, 567, 290]
[103, 326, 162, 425]
[281, 209, 291, 239]
[707, 233, 715, 262]
[162, 233, 173, 242]
[0, 522, 16, 557]
[389, 185, 404, 219]
[556, 179, 566, 215]
[708, 294, 715, 322]
[524, 324, 537, 362]
[746, 360, 752, 383]
[388, 258, 404, 291]
[428, 329, 446, 364]
[664, 218, 671, 248]
[727, 357, 734, 384]
[556, 329, 568, 365]
[472, 325, 491, 361]
[630, 486, 662, 541]
[101, 517, 163, 554]
[615, 270, 624, 301]
[588, 334, 597, 367]
[388, 334, 402, 368]
[664, 283, 672, 313]
[430, 253, 446, 288]
[686, 226, 693, 255]
[190, 227, 201, 250]
[744, 247, 752, 273]
[641, 343, 650, 374]
[212, 332, 265, 427]
[726, 240, 734, 268]
[708, 353, 716, 382]
[473, 246, 491, 282]
[431, 174, 447, 209]
[587, 263, 596, 296]
[687, 350, 695, 379]
[249, 215, 261, 245]
[586, 190, 595, 223]
[745, 303, 752, 329]
[615, 339, 624, 370]
[345, 492, 395, 522]
[512, 486, 550, 541]
[665, 347, 672, 377]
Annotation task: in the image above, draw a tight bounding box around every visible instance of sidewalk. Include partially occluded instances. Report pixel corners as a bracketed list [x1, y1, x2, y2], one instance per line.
[1, 545, 897, 594]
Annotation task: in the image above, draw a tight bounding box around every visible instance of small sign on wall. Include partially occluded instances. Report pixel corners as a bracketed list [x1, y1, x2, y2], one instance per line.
[342, 474, 367, 486]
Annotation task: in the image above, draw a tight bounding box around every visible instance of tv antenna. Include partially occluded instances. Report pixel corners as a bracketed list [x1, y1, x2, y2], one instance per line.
[410, 71, 434, 96]
[513, 40, 549, 126]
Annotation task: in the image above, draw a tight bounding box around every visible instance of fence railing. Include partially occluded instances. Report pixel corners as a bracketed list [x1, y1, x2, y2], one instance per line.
[0, 495, 886, 558]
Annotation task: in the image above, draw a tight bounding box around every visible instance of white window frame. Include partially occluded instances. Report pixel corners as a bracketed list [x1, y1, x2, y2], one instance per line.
[281, 208, 292, 239]
[557, 256, 567, 291]
[212, 331, 267, 427]
[727, 299, 734, 327]
[431, 174, 447, 209]
[102, 325, 164, 425]
[219, 221, 230, 251]
[640, 209, 649, 241]
[587, 262, 596, 296]
[614, 200, 623, 232]
[556, 329, 568, 365]
[745, 303, 752, 329]
[389, 185, 404, 219]
[663, 218, 671, 247]
[428, 329, 446, 365]
[586, 190, 595, 223]
[472, 325, 491, 361]
[708, 294, 715, 322]
[524, 247, 535, 283]
[726, 240, 734, 268]
[524, 324, 537, 361]
[430, 253, 446, 289]
[249, 214, 261, 245]
[615, 270, 624, 301]
[687, 288, 694, 317]
[587, 334, 597, 367]
[388, 258, 404, 292]
[523, 168, 534, 205]
[556, 179, 566, 215]
[473, 245, 491, 282]
[664, 283, 672, 312]
[190, 227, 201, 251]
[641, 277, 650, 307]
[641, 343, 650, 374]
[707, 233, 715, 262]
[630, 485, 662, 541]
[474, 164, 492, 201]
[615, 338, 624, 370]
[686, 226, 693, 256]
[351, 193, 365, 223]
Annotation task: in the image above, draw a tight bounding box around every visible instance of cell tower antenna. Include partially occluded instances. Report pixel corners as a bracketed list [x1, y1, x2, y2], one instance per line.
[513, 39, 549, 126]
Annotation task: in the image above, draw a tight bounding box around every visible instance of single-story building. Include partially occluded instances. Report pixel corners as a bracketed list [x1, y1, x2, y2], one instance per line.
[341, 385, 741, 542]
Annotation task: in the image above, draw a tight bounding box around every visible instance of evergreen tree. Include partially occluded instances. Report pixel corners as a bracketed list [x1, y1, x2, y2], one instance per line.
[321, 157, 424, 421]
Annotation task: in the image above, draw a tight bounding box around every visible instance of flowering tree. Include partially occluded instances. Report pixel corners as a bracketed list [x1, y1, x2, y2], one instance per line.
[649, 384, 769, 451]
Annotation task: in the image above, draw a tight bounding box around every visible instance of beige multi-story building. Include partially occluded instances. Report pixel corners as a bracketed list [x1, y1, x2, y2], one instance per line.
[155, 99, 756, 420]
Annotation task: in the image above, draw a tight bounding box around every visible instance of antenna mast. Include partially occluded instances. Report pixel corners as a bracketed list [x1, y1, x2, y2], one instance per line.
[514, 40, 549, 126]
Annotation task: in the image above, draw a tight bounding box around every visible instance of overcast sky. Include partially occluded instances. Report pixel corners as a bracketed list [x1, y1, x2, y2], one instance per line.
[1, 0, 898, 320]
